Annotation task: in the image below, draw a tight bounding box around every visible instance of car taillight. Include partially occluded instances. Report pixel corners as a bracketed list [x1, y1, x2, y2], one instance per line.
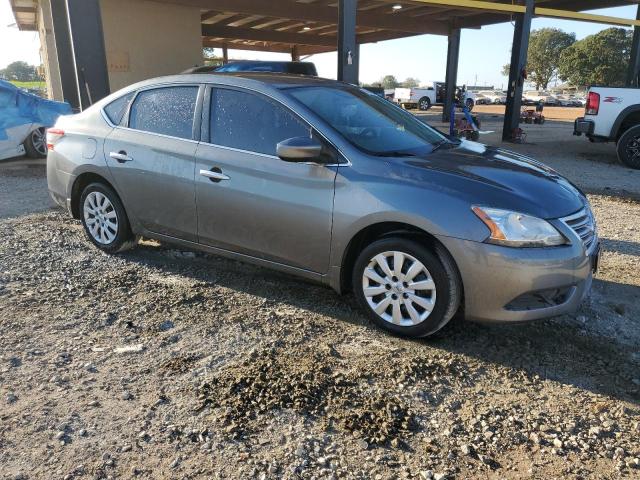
[586, 92, 600, 115]
[46, 128, 65, 150]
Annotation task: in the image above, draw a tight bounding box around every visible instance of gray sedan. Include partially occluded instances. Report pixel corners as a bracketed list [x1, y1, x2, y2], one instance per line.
[46, 74, 599, 338]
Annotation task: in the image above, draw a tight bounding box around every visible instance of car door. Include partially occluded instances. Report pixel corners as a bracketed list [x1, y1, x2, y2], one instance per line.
[103, 84, 202, 242]
[194, 86, 337, 273]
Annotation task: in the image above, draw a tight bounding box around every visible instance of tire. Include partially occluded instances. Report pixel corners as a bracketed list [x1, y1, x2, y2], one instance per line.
[352, 237, 462, 338]
[418, 97, 431, 111]
[23, 127, 47, 158]
[617, 125, 640, 169]
[465, 98, 475, 111]
[79, 182, 136, 253]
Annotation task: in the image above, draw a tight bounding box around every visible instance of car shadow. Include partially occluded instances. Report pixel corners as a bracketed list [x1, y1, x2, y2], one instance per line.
[121, 241, 639, 405]
[601, 237, 640, 257]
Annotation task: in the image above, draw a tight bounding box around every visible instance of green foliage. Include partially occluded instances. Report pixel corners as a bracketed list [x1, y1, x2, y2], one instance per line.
[558, 28, 633, 88]
[500, 28, 575, 89]
[380, 75, 399, 89]
[401, 77, 420, 88]
[0, 61, 38, 82]
[527, 28, 576, 89]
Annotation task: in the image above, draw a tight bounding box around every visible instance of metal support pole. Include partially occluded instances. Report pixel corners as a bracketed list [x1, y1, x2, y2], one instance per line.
[627, 5, 640, 87]
[503, 0, 534, 142]
[65, 0, 110, 110]
[49, 0, 79, 110]
[222, 44, 229, 64]
[442, 28, 461, 123]
[337, 0, 358, 84]
[291, 45, 300, 62]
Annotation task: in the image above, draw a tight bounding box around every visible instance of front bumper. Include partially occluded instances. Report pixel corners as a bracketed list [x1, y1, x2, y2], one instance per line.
[438, 233, 597, 324]
[573, 117, 595, 136]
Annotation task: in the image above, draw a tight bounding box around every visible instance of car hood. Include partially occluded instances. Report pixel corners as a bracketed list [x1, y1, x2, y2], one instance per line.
[399, 140, 585, 219]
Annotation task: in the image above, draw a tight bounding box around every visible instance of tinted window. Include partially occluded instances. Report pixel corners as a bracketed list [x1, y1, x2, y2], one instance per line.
[210, 88, 309, 156]
[129, 86, 198, 140]
[288, 86, 446, 156]
[104, 92, 135, 125]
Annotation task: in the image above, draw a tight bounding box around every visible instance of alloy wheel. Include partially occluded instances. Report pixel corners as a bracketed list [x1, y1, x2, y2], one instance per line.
[31, 128, 47, 156]
[362, 250, 437, 327]
[626, 136, 640, 159]
[83, 191, 118, 244]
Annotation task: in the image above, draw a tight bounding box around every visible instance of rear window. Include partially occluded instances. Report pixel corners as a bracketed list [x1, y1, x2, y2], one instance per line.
[103, 92, 135, 125]
[128, 86, 198, 140]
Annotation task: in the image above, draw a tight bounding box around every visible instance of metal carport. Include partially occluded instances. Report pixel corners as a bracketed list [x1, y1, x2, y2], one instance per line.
[9, 0, 640, 141]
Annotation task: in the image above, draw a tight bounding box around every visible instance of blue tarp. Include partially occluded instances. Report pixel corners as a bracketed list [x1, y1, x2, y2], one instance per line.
[0, 79, 72, 140]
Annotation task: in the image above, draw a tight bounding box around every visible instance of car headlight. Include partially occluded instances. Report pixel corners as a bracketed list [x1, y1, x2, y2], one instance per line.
[472, 206, 567, 247]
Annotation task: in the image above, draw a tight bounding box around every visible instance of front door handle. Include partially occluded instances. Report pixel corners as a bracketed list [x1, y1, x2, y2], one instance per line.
[110, 151, 133, 163]
[199, 168, 230, 182]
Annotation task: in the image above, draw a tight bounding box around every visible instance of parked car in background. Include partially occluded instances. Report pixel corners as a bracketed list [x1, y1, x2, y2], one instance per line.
[395, 82, 476, 110]
[182, 61, 318, 77]
[574, 87, 640, 169]
[477, 90, 507, 104]
[0, 79, 72, 161]
[47, 73, 599, 338]
[524, 90, 559, 105]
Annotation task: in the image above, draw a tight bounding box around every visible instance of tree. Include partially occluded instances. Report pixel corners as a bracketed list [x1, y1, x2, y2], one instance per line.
[0, 61, 37, 81]
[501, 64, 511, 78]
[402, 77, 420, 88]
[558, 28, 632, 88]
[526, 28, 576, 89]
[500, 28, 575, 89]
[380, 75, 399, 89]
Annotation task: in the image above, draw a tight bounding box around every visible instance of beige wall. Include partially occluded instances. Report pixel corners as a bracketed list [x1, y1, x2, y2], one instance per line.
[37, 0, 64, 101]
[99, 0, 203, 92]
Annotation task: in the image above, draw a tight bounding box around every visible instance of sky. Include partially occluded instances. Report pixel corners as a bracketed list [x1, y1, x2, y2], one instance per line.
[0, 2, 636, 89]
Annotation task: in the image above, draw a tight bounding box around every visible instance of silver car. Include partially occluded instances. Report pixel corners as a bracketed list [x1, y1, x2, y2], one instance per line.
[47, 74, 600, 338]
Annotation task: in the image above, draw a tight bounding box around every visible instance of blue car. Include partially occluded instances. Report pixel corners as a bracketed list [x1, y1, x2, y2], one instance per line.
[0, 79, 72, 160]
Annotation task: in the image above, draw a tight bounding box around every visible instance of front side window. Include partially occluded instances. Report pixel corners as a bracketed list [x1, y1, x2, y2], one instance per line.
[210, 88, 309, 156]
[103, 92, 135, 125]
[129, 86, 198, 140]
[287, 86, 447, 156]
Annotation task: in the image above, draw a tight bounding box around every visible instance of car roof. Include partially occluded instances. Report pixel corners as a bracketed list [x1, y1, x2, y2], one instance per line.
[130, 72, 344, 91]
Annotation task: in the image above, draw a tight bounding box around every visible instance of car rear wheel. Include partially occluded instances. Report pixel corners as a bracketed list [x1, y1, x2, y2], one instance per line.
[80, 183, 136, 253]
[418, 97, 431, 111]
[352, 238, 461, 338]
[617, 125, 640, 169]
[24, 127, 47, 158]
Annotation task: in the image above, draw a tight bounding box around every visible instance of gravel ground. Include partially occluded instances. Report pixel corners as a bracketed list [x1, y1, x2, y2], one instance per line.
[1, 132, 639, 479]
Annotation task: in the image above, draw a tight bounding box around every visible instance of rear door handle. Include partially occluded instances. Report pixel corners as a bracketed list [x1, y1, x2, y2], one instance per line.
[199, 168, 230, 182]
[110, 151, 133, 163]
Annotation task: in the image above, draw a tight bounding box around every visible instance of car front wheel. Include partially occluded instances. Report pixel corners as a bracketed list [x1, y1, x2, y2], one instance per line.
[352, 238, 461, 338]
[80, 183, 136, 253]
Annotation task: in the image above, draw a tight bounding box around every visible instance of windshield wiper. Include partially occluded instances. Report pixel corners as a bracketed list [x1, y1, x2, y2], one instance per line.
[373, 151, 419, 158]
[430, 139, 452, 152]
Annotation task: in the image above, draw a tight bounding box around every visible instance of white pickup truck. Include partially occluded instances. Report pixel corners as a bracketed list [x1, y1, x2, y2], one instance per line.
[574, 87, 640, 169]
[394, 82, 476, 111]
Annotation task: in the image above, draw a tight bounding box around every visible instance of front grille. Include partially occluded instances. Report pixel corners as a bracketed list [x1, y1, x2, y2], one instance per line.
[562, 207, 596, 250]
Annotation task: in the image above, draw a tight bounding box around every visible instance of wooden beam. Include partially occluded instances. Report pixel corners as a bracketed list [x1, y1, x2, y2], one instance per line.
[176, 0, 449, 34]
[201, 25, 337, 46]
[202, 24, 418, 48]
[408, 0, 640, 27]
[535, 7, 640, 27]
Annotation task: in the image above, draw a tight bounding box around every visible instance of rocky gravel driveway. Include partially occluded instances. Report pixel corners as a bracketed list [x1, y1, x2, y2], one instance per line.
[1, 157, 639, 479]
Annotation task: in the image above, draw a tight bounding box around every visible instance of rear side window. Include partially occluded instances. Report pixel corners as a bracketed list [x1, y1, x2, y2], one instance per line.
[129, 86, 198, 140]
[103, 92, 134, 125]
[210, 88, 308, 156]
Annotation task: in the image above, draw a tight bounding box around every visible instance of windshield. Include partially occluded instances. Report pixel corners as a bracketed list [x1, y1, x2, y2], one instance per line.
[286, 86, 448, 156]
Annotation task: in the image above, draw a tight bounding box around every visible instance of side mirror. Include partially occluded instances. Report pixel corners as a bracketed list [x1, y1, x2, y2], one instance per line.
[276, 136, 323, 162]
